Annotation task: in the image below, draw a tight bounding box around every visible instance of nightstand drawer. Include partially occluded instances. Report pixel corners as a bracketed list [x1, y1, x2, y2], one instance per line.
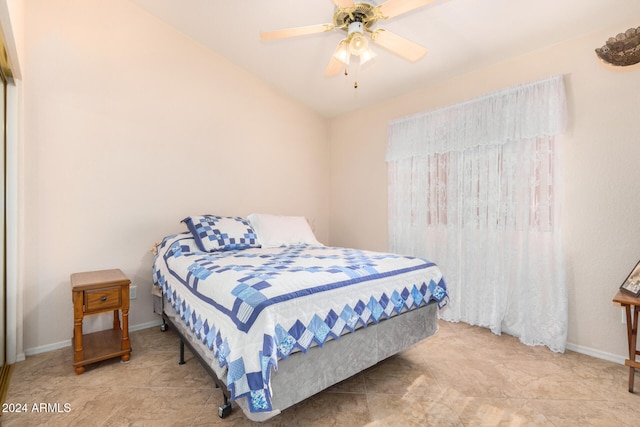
[84, 287, 121, 312]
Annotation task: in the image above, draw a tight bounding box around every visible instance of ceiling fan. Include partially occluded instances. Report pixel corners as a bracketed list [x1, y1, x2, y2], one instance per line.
[260, 0, 436, 77]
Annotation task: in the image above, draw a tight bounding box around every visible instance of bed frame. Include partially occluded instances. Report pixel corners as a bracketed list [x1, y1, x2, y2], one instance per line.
[160, 311, 234, 418]
[159, 294, 440, 422]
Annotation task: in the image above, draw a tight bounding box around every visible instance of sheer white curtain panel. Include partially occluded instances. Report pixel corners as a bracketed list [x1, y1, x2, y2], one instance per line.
[386, 76, 568, 352]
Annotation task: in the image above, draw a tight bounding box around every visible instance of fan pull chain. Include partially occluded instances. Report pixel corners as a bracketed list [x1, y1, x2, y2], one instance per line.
[342, 66, 358, 89]
[353, 60, 360, 89]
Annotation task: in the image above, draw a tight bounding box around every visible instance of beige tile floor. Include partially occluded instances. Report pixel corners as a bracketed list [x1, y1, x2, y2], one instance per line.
[3, 320, 640, 426]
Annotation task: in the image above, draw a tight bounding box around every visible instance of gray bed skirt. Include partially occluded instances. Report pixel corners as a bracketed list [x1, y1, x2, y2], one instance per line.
[161, 295, 439, 422]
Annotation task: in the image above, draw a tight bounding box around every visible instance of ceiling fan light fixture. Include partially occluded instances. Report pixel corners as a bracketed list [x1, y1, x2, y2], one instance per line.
[359, 47, 377, 65]
[349, 32, 369, 56]
[347, 22, 369, 56]
[333, 39, 351, 64]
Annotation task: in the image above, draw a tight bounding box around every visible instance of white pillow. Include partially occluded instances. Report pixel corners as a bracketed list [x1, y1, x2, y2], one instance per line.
[247, 214, 322, 248]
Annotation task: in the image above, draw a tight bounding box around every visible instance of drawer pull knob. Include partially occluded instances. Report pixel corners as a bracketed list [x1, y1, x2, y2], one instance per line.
[101, 296, 107, 302]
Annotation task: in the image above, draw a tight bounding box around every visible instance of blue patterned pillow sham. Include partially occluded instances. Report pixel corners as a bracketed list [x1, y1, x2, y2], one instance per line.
[181, 215, 260, 252]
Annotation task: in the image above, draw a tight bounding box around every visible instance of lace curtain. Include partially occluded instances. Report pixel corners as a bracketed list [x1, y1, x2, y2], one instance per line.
[386, 76, 568, 352]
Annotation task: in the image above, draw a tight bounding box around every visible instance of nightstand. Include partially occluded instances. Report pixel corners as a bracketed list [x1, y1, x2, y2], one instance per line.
[71, 268, 131, 374]
[613, 290, 640, 392]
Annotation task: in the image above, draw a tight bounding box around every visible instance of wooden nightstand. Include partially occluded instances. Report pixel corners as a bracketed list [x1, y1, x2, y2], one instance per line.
[71, 269, 131, 374]
[613, 290, 640, 392]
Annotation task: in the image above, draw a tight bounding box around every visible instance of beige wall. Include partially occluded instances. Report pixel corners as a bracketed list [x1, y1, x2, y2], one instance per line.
[19, 0, 329, 352]
[328, 20, 640, 360]
[12, 0, 640, 362]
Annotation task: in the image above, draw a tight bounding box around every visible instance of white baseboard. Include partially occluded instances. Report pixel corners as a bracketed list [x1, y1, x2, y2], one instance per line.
[565, 342, 626, 365]
[23, 319, 163, 357]
[22, 320, 627, 368]
[130, 319, 163, 332]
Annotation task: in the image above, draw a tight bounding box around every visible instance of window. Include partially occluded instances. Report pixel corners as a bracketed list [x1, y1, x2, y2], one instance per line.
[387, 76, 568, 352]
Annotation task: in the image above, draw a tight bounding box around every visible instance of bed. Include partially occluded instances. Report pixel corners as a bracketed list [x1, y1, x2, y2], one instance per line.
[152, 214, 448, 422]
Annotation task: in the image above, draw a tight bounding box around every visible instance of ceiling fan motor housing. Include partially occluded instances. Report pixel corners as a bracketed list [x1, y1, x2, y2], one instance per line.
[333, 2, 379, 32]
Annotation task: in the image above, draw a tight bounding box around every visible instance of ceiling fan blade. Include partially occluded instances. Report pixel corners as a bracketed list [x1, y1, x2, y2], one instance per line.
[377, 0, 437, 19]
[332, 0, 355, 7]
[324, 56, 345, 77]
[260, 23, 334, 41]
[370, 29, 427, 62]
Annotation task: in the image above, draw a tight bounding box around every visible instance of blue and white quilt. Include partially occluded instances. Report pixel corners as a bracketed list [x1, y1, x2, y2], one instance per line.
[153, 232, 447, 413]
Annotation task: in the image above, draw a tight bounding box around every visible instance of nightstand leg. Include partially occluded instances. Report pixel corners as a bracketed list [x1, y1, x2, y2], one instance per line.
[73, 318, 84, 359]
[72, 290, 85, 374]
[630, 306, 640, 392]
[113, 309, 121, 330]
[121, 306, 130, 362]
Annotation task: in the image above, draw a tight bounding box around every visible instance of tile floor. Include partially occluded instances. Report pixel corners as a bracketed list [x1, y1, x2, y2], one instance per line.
[3, 321, 640, 426]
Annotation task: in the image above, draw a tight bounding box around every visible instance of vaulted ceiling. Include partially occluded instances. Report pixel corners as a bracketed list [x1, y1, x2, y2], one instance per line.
[131, 0, 640, 117]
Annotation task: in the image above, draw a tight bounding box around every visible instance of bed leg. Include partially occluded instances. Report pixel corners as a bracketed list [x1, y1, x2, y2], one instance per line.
[218, 396, 232, 418]
[179, 340, 186, 365]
